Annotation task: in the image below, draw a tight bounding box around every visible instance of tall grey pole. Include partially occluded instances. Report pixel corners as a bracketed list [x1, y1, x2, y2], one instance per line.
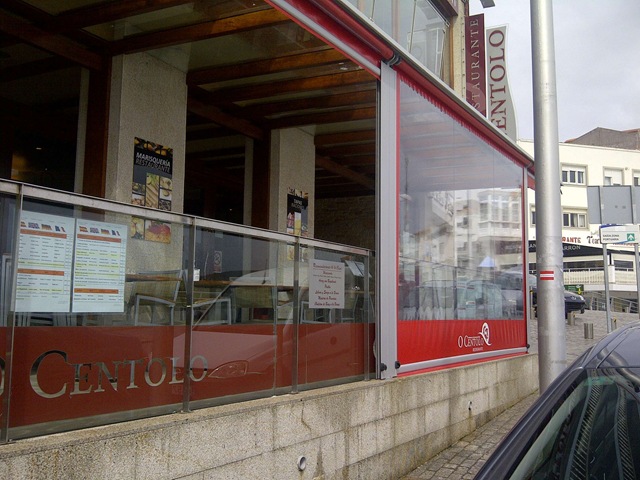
[635, 244, 640, 319]
[603, 243, 612, 332]
[530, 0, 566, 391]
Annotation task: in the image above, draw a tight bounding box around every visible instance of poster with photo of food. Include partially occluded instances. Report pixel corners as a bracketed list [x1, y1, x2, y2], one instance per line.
[158, 176, 172, 210]
[144, 220, 171, 244]
[129, 217, 170, 243]
[132, 138, 173, 208]
[131, 137, 173, 240]
[130, 217, 145, 239]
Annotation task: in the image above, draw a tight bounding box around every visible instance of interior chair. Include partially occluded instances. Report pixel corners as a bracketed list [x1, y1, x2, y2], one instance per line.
[232, 284, 276, 323]
[131, 270, 184, 325]
[193, 290, 232, 325]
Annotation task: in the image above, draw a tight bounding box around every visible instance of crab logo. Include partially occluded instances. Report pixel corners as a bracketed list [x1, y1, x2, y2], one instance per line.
[479, 322, 492, 346]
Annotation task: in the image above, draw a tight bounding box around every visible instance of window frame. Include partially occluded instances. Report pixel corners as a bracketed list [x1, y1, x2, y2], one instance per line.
[603, 167, 623, 186]
[562, 210, 587, 229]
[561, 165, 586, 186]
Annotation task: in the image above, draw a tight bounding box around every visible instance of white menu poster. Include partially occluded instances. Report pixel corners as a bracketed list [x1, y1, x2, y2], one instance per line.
[309, 260, 345, 309]
[16, 212, 75, 312]
[72, 220, 128, 313]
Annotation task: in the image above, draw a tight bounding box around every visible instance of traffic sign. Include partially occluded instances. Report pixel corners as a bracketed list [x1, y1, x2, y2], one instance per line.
[565, 284, 584, 295]
[599, 224, 640, 244]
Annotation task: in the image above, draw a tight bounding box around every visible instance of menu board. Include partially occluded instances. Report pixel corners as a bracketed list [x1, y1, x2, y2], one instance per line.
[16, 212, 129, 314]
[16, 212, 75, 312]
[309, 260, 345, 309]
[72, 220, 128, 313]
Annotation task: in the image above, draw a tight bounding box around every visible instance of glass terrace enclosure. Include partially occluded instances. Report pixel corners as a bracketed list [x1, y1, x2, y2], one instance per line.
[0, 182, 374, 440]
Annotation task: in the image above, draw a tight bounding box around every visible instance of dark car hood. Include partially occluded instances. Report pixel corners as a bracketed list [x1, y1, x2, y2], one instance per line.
[585, 321, 640, 369]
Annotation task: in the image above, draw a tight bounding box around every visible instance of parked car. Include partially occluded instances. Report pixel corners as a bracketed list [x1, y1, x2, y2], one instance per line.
[474, 321, 640, 480]
[531, 286, 586, 318]
[496, 270, 587, 318]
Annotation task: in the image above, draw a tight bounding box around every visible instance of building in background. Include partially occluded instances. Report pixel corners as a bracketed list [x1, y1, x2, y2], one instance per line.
[522, 128, 640, 309]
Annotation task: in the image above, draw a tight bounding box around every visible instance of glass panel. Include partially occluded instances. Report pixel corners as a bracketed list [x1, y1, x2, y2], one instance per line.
[0, 183, 373, 441]
[343, 0, 449, 77]
[397, 79, 526, 365]
[189, 227, 281, 405]
[0, 192, 18, 442]
[0, 193, 17, 327]
[296, 246, 373, 389]
[8, 197, 191, 439]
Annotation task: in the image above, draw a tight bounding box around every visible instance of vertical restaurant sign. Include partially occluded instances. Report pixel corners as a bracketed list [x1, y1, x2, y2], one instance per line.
[132, 137, 173, 243]
[16, 212, 75, 312]
[72, 220, 128, 313]
[486, 26, 517, 140]
[465, 14, 487, 116]
[310, 260, 345, 309]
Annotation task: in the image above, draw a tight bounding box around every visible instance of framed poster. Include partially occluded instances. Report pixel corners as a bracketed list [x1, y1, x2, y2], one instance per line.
[131, 137, 173, 243]
[132, 137, 173, 210]
[286, 188, 308, 237]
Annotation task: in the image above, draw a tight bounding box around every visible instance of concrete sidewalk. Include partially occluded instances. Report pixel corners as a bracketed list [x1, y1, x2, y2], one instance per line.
[400, 309, 640, 480]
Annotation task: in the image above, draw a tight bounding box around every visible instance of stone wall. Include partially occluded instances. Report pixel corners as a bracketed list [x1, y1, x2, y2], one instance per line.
[0, 354, 538, 480]
[315, 196, 375, 251]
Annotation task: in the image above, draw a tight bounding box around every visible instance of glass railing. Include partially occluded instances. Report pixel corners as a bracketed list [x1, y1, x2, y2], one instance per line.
[0, 180, 374, 441]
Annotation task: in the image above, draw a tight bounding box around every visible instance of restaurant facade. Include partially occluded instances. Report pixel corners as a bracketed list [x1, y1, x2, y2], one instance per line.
[0, 0, 537, 477]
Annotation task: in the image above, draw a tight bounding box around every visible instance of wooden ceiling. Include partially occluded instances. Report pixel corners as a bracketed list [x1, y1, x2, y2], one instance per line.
[0, 0, 378, 206]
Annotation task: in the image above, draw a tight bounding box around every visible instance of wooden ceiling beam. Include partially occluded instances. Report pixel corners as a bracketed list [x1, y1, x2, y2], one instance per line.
[267, 106, 375, 130]
[0, 0, 56, 25]
[316, 154, 374, 190]
[240, 88, 375, 118]
[109, 8, 289, 55]
[315, 184, 373, 199]
[188, 47, 346, 85]
[0, 56, 75, 83]
[354, 165, 375, 175]
[325, 154, 375, 167]
[186, 126, 239, 141]
[0, 0, 107, 48]
[316, 143, 375, 157]
[42, 0, 194, 33]
[315, 129, 376, 147]
[187, 97, 265, 141]
[0, 10, 104, 70]
[186, 147, 245, 162]
[206, 69, 373, 105]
